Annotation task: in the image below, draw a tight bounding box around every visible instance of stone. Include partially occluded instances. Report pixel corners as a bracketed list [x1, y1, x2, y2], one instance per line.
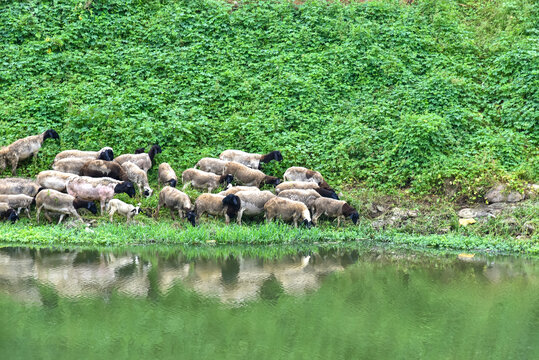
[459, 218, 476, 226]
[485, 185, 524, 203]
[458, 208, 489, 218]
[523, 222, 535, 234]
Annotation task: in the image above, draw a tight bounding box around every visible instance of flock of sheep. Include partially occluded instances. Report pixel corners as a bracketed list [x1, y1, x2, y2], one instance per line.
[0, 129, 359, 228]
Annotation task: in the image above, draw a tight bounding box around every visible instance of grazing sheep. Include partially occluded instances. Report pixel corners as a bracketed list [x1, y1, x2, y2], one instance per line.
[278, 189, 321, 212]
[275, 181, 338, 198]
[0, 178, 41, 197]
[80, 159, 129, 181]
[234, 190, 276, 225]
[194, 158, 229, 175]
[107, 199, 141, 223]
[52, 157, 90, 175]
[37, 170, 78, 192]
[66, 176, 135, 215]
[223, 162, 281, 187]
[122, 161, 153, 197]
[35, 189, 98, 224]
[0, 129, 59, 176]
[219, 150, 282, 169]
[218, 186, 260, 196]
[54, 147, 114, 163]
[282, 167, 333, 189]
[114, 144, 162, 172]
[0, 194, 34, 218]
[194, 193, 241, 225]
[158, 163, 178, 188]
[182, 168, 233, 193]
[156, 186, 195, 226]
[0, 203, 19, 223]
[264, 197, 312, 228]
[312, 198, 359, 227]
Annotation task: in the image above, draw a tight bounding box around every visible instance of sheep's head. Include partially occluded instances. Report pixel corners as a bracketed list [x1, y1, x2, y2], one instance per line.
[302, 219, 312, 229]
[222, 194, 241, 217]
[315, 187, 339, 200]
[273, 151, 283, 162]
[131, 203, 142, 215]
[342, 203, 359, 225]
[134, 147, 145, 154]
[43, 129, 60, 140]
[263, 176, 281, 186]
[115, 181, 136, 198]
[186, 211, 196, 227]
[261, 151, 283, 164]
[87, 201, 98, 215]
[5, 209, 19, 224]
[98, 148, 114, 161]
[220, 174, 234, 186]
[143, 186, 153, 198]
[168, 179, 177, 188]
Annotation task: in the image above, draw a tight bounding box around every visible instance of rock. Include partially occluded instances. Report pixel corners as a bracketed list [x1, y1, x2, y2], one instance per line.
[372, 219, 395, 230]
[523, 222, 535, 234]
[458, 208, 489, 218]
[392, 207, 418, 220]
[485, 185, 524, 203]
[459, 218, 476, 226]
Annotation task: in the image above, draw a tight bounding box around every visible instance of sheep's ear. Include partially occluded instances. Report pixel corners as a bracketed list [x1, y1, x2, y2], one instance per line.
[136, 203, 141, 207]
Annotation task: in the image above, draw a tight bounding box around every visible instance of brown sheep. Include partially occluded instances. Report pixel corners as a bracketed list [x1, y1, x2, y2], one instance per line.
[80, 160, 129, 181]
[114, 144, 162, 172]
[158, 163, 178, 188]
[54, 147, 114, 163]
[264, 197, 312, 228]
[194, 193, 240, 225]
[219, 150, 282, 169]
[0, 178, 41, 197]
[312, 198, 359, 227]
[195, 158, 229, 175]
[156, 186, 195, 226]
[223, 162, 281, 187]
[277, 189, 321, 212]
[182, 168, 233, 193]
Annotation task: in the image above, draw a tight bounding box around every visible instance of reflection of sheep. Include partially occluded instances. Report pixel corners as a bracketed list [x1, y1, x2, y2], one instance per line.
[219, 150, 282, 169]
[195, 158, 228, 175]
[0, 194, 34, 218]
[114, 144, 162, 172]
[122, 161, 153, 197]
[0, 178, 41, 197]
[312, 198, 359, 227]
[223, 162, 280, 187]
[107, 199, 141, 223]
[156, 186, 195, 226]
[54, 147, 114, 163]
[158, 163, 178, 188]
[35, 189, 98, 224]
[264, 197, 312, 228]
[195, 193, 240, 225]
[182, 168, 233, 193]
[37, 170, 78, 193]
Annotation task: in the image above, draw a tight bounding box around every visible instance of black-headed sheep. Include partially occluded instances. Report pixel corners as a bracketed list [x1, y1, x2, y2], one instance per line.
[80, 160, 129, 181]
[194, 158, 229, 175]
[218, 186, 260, 196]
[114, 144, 162, 172]
[277, 189, 321, 212]
[194, 193, 240, 225]
[0, 194, 34, 218]
[263, 197, 312, 228]
[0, 178, 41, 197]
[158, 163, 178, 188]
[182, 168, 233, 193]
[107, 199, 141, 223]
[283, 167, 332, 188]
[35, 189, 98, 224]
[275, 181, 339, 199]
[37, 170, 78, 192]
[54, 147, 114, 163]
[234, 190, 276, 225]
[0, 129, 59, 175]
[0, 203, 19, 223]
[312, 198, 359, 227]
[223, 162, 281, 187]
[121, 161, 153, 197]
[156, 186, 195, 226]
[219, 150, 282, 169]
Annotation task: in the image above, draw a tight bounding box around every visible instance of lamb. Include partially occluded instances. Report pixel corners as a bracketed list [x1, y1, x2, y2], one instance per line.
[66, 176, 136, 215]
[218, 186, 260, 196]
[223, 162, 281, 187]
[122, 161, 153, 197]
[0, 178, 41, 197]
[0, 129, 59, 175]
[114, 144, 162, 172]
[37, 170, 78, 192]
[158, 163, 178, 188]
[54, 147, 114, 163]
[0, 203, 19, 223]
[156, 186, 195, 226]
[182, 168, 233, 193]
[52, 157, 90, 175]
[312, 198, 359, 227]
[234, 190, 276, 225]
[283, 167, 331, 188]
[80, 159, 129, 181]
[194, 158, 229, 175]
[0, 194, 34, 218]
[263, 197, 312, 228]
[35, 189, 98, 224]
[194, 193, 241, 225]
[107, 199, 141, 223]
[219, 150, 282, 169]
[277, 189, 321, 212]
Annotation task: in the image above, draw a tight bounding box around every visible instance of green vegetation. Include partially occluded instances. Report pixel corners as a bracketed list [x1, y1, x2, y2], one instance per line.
[0, 0, 537, 200]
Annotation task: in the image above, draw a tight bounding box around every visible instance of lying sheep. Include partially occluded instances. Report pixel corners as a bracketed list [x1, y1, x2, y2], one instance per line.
[312, 198, 359, 227]
[66, 176, 136, 215]
[114, 144, 162, 172]
[156, 186, 195, 226]
[194, 158, 229, 175]
[264, 197, 312, 228]
[37, 170, 78, 192]
[194, 193, 240, 225]
[223, 162, 281, 187]
[0, 178, 41, 197]
[283, 167, 331, 188]
[158, 163, 178, 188]
[54, 147, 114, 163]
[219, 150, 282, 169]
[107, 199, 141, 223]
[0, 203, 19, 223]
[35, 189, 98, 224]
[80, 159, 129, 181]
[0, 194, 34, 218]
[52, 157, 90, 175]
[122, 161, 153, 197]
[218, 186, 260, 196]
[234, 190, 276, 225]
[0, 129, 59, 176]
[278, 189, 321, 212]
[182, 168, 233, 193]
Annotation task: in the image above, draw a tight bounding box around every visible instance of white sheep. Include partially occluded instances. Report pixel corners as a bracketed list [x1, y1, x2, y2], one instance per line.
[121, 161, 153, 197]
[219, 150, 282, 169]
[35, 189, 98, 224]
[107, 199, 141, 223]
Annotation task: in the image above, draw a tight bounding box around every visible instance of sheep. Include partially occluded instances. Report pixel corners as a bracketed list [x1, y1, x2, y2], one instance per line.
[156, 186, 195, 226]
[66, 176, 136, 215]
[283, 167, 331, 188]
[37, 170, 78, 192]
[80, 159, 129, 181]
[234, 190, 276, 225]
[35, 189, 98, 224]
[114, 144, 162, 172]
[182, 168, 233, 193]
[0, 194, 34, 218]
[54, 147, 114, 163]
[122, 161, 153, 197]
[275, 181, 338, 198]
[312, 198, 359, 227]
[107, 199, 141, 223]
[52, 157, 90, 175]
[158, 163, 178, 188]
[134, 147, 146, 154]
[263, 197, 312, 228]
[194, 158, 229, 175]
[0, 129, 59, 175]
[218, 186, 260, 196]
[277, 189, 321, 212]
[223, 162, 281, 187]
[0, 178, 41, 197]
[219, 150, 282, 169]
[0, 203, 19, 223]
[194, 193, 241, 225]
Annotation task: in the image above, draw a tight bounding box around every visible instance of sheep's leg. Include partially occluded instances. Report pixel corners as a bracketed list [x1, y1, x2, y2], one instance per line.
[10, 157, 18, 176]
[36, 205, 43, 224]
[312, 211, 321, 226]
[337, 216, 341, 228]
[100, 201, 106, 216]
[25, 207, 31, 219]
[43, 211, 53, 223]
[237, 209, 244, 225]
[225, 213, 230, 225]
[182, 182, 189, 191]
[109, 208, 115, 223]
[169, 208, 176, 220]
[178, 209, 184, 219]
[155, 203, 161, 218]
[57, 214, 65, 225]
[69, 209, 84, 224]
[293, 214, 299, 228]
